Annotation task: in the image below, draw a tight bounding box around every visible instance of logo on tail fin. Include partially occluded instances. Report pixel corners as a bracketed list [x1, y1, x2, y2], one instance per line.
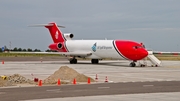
[92, 43, 97, 52]
[55, 31, 59, 39]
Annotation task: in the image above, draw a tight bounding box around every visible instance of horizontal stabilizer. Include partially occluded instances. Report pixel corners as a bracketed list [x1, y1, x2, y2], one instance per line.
[28, 24, 65, 28]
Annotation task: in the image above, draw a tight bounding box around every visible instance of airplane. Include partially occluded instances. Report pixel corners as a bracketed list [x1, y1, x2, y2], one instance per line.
[28, 22, 148, 67]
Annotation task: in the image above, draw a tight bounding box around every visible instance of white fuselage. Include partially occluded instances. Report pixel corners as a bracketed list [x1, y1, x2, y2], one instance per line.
[65, 40, 125, 60]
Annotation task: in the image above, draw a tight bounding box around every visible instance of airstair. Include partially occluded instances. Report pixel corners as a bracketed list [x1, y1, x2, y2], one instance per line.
[147, 50, 161, 66]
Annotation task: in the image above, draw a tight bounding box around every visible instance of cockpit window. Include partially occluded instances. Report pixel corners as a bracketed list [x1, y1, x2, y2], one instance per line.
[133, 46, 143, 49]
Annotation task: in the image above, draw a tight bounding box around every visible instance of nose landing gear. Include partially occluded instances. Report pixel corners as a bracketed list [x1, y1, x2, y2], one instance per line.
[129, 61, 136, 67]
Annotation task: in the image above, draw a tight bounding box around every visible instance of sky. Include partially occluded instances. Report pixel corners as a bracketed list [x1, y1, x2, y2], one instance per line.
[0, 0, 180, 51]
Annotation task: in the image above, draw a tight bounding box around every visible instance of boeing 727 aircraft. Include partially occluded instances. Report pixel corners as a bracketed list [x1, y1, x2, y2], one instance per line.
[30, 22, 148, 67]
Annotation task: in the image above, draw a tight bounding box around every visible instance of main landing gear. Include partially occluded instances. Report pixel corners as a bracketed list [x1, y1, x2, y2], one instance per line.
[69, 57, 99, 64]
[91, 59, 99, 64]
[69, 57, 77, 64]
[129, 61, 136, 67]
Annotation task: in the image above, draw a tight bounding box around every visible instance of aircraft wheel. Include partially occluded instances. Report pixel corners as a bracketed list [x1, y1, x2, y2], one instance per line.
[69, 58, 77, 64]
[91, 59, 99, 64]
[95, 59, 99, 64]
[74, 59, 77, 64]
[91, 59, 95, 64]
[70, 60, 73, 64]
[130, 62, 136, 67]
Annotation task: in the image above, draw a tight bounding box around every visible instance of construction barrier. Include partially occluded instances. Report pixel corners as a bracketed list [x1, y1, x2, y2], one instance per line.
[34, 78, 39, 82]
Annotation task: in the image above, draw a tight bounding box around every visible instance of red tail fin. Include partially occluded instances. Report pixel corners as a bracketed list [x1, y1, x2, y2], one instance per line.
[45, 22, 66, 43]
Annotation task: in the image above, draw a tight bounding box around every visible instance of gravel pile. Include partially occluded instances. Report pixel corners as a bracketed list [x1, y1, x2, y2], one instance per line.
[0, 78, 6, 87]
[1, 66, 95, 87]
[44, 66, 95, 84]
[0, 77, 13, 87]
[8, 74, 33, 84]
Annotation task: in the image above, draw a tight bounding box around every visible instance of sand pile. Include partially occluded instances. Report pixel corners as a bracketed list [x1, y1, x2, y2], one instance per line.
[0, 74, 34, 87]
[0, 77, 13, 87]
[44, 66, 95, 84]
[8, 74, 33, 84]
[0, 77, 7, 87]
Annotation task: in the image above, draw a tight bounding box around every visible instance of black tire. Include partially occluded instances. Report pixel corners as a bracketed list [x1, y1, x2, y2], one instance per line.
[69, 59, 77, 64]
[74, 59, 77, 64]
[91, 59, 99, 64]
[130, 62, 136, 67]
[70, 60, 73, 64]
[95, 59, 99, 64]
[91, 59, 95, 64]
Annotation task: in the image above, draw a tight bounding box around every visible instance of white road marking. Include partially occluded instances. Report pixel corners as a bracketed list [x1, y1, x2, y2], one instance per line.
[46, 89, 61, 92]
[143, 85, 154, 87]
[74, 90, 86, 92]
[0, 92, 6, 94]
[98, 87, 110, 89]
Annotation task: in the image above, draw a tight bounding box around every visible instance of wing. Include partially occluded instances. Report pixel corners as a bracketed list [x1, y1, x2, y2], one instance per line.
[153, 51, 180, 55]
[9, 51, 92, 57]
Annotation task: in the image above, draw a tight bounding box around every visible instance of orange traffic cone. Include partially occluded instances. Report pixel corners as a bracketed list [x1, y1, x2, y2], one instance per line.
[73, 78, 76, 85]
[87, 77, 91, 84]
[2, 60, 4, 64]
[57, 79, 61, 86]
[105, 76, 108, 82]
[38, 80, 42, 86]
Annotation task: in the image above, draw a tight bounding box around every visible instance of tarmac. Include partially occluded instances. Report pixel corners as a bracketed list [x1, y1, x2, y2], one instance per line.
[24, 92, 180, 101]
[0, 60, 180, 101]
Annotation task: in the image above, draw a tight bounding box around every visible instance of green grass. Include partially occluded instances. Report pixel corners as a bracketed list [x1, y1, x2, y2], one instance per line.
[0, 53, 60, 57]
[154, 54, 180, 61]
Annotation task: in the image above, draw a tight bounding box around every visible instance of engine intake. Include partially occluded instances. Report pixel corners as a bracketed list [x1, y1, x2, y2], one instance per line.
[63, 33, 74, 40]
[57, 43, 63, 49]
[49, 43, 63, 50]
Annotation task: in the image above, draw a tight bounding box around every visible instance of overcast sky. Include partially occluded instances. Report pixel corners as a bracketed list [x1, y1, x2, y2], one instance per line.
[0, 0, 180, 51]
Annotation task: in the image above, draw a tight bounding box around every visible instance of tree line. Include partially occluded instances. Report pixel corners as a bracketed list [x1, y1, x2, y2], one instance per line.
[0, 46, 56, 52]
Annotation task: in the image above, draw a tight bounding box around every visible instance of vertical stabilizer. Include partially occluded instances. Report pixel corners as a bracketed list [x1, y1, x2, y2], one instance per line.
[45, 22, 66, 43]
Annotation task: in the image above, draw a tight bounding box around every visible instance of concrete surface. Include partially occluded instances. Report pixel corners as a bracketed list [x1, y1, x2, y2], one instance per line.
[0, 81, 180, 101]
[25, 92, 180, 101]
[0, 60, 180, 101]
[0, 60, 180, 85]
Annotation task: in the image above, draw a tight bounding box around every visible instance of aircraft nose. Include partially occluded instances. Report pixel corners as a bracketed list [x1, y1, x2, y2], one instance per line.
[141, 49, 148, 58]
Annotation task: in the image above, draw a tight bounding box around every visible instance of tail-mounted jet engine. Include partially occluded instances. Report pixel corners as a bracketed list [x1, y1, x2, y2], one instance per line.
[63, 33, 74, 40]
[48, 43, 63, 50]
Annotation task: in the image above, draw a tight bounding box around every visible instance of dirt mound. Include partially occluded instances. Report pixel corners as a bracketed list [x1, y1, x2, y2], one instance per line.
[8, 74, 33, 84]
[0, 78, 6, 87]
[0, 77, 12, 87]
[0, 74, 34, 87]
[73, 74, 95, 82]
[44, 66, 95, 84]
